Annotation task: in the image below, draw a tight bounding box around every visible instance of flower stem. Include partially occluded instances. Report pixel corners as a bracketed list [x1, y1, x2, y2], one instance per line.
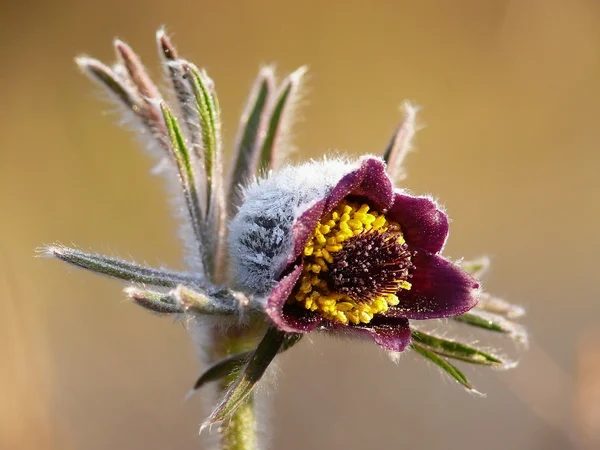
[213, 323, 264, 450]
[218, 386, 256, 450]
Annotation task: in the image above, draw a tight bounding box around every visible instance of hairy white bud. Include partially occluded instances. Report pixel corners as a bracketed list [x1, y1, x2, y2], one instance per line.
[228, 158, 354, 295]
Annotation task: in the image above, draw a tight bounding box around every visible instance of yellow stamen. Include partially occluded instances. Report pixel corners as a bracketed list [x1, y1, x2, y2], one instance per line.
[292, 200, 412, 325]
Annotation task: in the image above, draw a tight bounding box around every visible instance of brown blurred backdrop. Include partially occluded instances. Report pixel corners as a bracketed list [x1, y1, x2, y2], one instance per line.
[1, 0, 599, 449]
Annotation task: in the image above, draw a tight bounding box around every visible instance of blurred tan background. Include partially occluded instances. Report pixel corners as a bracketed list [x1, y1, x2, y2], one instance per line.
[2, 0, 600, 449]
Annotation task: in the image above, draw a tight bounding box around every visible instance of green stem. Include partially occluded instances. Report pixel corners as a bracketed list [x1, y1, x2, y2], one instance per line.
[219, 386, 256, 450]
[213, 323, 264, 450]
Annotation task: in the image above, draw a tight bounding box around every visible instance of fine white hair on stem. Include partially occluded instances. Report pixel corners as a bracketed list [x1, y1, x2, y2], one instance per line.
[269, 66, 309, 170]
[383, 101, 421, 181]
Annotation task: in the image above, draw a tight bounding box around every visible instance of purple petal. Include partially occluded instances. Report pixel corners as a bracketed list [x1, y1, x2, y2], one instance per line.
[271, 157, 396, 331]
[325, 157, 394, 213]
[345, 317, 412, 352]
[388, 192, 449, 254]
[265, 264, 322, 333]
[288, 157, 394, 265]
[389, 252, 479, 320]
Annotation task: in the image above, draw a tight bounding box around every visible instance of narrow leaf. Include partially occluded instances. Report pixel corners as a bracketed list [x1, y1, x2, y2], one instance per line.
[161, 102, 209, 272]
[411, 330, 502, 367]
[157, 31, 201, 155]
[156, 28, 179, 62]
[125, 287, 183, 314]
[191, 332, 302, 397]
[76, 56, 168, 146]
[114, 40, 166, 136]
[39, 245, 201, 287]
[76, 57, 140, 110]
[383, 102, 419, 180]
[228, 68, 274, 216]
[114, 39, 161, 101]
[455, 309, 528, 345]
[258, 67, 307, 172]
[202, 326, 287, 427]
[182, 62, 220, 217]
[411, 343, 477, 392]
[180, 62, 227, 278]
[191, 352, 252, 395]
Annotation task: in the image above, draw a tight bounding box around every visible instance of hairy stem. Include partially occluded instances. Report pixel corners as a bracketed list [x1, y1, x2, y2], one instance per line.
[219, 384, 256, 450]
[212, 323, 265, 450]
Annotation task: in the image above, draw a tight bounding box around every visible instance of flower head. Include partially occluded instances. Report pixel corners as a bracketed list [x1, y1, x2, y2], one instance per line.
[229, 156, 479, 351]
[40, 30, 526, 433]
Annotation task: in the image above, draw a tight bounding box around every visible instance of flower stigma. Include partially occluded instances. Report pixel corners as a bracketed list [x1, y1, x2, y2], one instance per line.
[290, 200, 414, 325]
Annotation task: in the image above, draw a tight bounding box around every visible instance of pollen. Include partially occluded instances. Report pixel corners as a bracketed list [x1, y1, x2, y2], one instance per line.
[290, 200, 413, 325]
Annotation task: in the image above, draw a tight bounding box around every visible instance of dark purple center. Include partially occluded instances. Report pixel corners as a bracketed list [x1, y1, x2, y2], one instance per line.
[326, 229, 414, 303]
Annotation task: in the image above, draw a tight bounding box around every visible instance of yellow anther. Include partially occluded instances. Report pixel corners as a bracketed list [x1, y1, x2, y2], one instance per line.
[300, 281, 312, 293]
[359, 311, 373, 323]
[336, 302, 354, 312]
[322, 248, 334, 264]
[398, 281, 412, 290]
[336, 312, 349, 324]
[348, 219, 363, 230]
[293, 199, 412, 325]
[346, 311, 360, 324]
[387, 294, 400, 306]
[372, 216, 386, 229]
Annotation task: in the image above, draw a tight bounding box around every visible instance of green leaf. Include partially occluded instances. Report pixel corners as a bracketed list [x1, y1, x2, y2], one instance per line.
[258, 67, 306, 172]
[40, 245, 201, 287]
[160, 102, 209, 271]
[183, 62, 221, 217]
[411, 343, 477, 392]
[157, 31, 199, 143]
[192, 352, 252, 395]
[228, 68, 274, 216]
[411, 330, 502, 366]
[201, 327, 289, 426]
[454, 310, 528, 345]
[76, 57, 139, 111]
[191, 332, 302, 396]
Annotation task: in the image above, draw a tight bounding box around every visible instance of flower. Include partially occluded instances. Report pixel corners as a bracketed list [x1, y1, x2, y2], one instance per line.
[229, 156, 479, 352]
[40, 29, 526, 431]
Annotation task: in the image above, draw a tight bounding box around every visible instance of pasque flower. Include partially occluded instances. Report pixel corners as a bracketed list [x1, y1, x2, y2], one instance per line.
[40, 29, 526, 444]
[229, 156, 479, 352]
